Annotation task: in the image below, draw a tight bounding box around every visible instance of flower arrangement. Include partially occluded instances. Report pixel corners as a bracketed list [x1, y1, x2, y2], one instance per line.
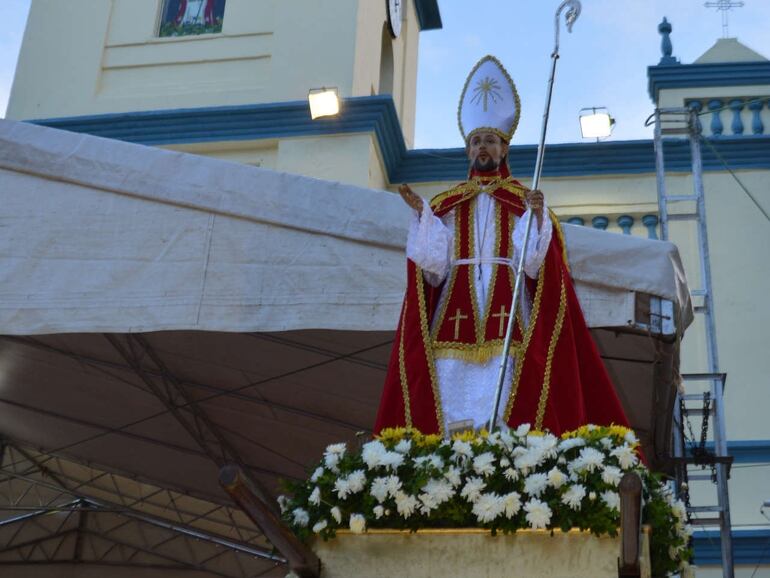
[280, 424, 693, 577]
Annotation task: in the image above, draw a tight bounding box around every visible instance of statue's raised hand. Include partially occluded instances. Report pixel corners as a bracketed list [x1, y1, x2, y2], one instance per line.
[399, 183, 423, 217]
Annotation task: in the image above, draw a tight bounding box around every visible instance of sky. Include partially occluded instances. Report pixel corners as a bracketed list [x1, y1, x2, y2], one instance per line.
[1, 0, 769, 148]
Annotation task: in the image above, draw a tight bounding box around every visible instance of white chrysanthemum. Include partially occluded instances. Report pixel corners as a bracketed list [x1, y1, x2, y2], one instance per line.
[413, 455, 430, 467]
[310, 466, 325, 482]
[601, 466, 622, 487]
[394, 439, 412, 454]
[600, 437, 614, 449]
[324, 443, 346, 471]
[610, 444, 638, 470]
[524, 498, 552, 529]
[334, 477, 351, 499]
[557, 456, 567, 465]
[444, 466, 462, 487]
[624, 430, 638, 445]
[324, 453, 341, 471]
[362, 440, 387, 469]
[503, 491, 522, 518]
[370, 477, 389, 503]
[589, 491, 597, 501]
[381, 451, 405, 471]
[559, 437, 586, 451]
[373, 505, 385, 519]
[452, 440, 473, 460]
[460, 476, 486, 503]
[514, 447, 544, 475]
[672, 500, 687, 521]
[349, 513, 366, 534]
[472, 493, 505, 523]
[548, 467, 567, 489]
[277, 495, 289, 513]
[514, 423, 531, 437]
[347, 470, 367, 494]
[524, 473, 549, 497]
[602, 490, 620, 512]
[395, 491, 419, 518]
[330, 506, 342, 524]
[385, 475, 402, 498]
[499, 457, 511, 467]
[312, 519, 328, 533]
[429, 454, 445, 470]
[532, 434, 559, 459]
[561, 484, 586, 510]
[500, 429, 515, 450]
[503, 467, 519, 482]
[473, 452, 497, 477]
[309, 486, 321, 506]
[420, 478, 455, 508]
[325, 442, 346, 455]
[575, 447, 605, 473]
[292, 508, 310, 527]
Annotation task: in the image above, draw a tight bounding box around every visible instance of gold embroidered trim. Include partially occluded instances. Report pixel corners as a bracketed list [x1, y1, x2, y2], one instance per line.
[535, 272, 567, 430]
[498, 179, 528, 199]
[457, 55, 522, 142]
[398, 301, 412, 428]
[503, 261, 546, 422]
[433, 341, 521, 365]
[550, 210, 570, 273]
[430, 205, 463, 341]
[416, 269, 444, 436]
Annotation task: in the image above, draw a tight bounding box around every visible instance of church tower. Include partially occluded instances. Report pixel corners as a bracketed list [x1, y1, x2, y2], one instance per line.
[6, 0, 441, 186]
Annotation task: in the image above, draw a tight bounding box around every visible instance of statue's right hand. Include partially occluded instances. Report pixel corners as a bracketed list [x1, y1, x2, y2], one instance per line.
[399, 183, 423, 216]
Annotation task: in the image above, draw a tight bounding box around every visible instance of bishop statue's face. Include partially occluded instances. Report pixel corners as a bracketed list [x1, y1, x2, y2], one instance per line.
[466, 131, 509, 172]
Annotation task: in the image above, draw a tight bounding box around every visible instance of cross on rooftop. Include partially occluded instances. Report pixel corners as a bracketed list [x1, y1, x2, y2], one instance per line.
[704, 0, 745, 38]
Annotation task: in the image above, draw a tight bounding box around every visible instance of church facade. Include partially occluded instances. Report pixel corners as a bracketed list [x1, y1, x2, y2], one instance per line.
[5, 1, 770, 575]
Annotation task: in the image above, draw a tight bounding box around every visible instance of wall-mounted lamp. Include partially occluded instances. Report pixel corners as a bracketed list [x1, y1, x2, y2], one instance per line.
[308, 88, 340, 120]
[579, 107, 615, 140]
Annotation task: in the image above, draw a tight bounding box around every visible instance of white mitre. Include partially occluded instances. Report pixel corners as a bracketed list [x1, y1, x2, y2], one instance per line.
[458, 55, 521, 143]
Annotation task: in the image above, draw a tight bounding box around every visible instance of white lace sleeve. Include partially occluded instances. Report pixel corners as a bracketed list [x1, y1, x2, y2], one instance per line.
[406, 199, 452, 287]
[512, 201, 553, 279]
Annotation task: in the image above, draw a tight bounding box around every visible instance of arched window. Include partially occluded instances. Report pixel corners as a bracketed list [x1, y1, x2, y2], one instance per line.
[378, 23, 394, 95]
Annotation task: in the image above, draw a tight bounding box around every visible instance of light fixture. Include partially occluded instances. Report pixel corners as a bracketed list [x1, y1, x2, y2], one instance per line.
[308, 88, 340, 120]
[579, 107, 615, 140]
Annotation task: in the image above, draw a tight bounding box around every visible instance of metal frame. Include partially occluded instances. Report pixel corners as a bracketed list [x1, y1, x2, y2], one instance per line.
[651, 107, 734, 577]
[0, 441, 286, 576]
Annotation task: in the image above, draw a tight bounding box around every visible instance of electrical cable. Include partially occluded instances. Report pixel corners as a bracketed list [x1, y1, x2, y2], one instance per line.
[699, 135, 770, 223]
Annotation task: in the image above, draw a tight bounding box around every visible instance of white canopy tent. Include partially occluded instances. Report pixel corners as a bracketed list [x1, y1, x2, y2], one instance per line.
[0, 119, 691, 576]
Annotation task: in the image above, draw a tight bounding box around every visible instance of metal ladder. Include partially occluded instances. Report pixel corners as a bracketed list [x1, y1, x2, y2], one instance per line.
[651, 107, 734, 578]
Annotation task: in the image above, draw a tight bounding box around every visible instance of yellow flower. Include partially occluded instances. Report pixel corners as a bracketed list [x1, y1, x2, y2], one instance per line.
[451, 430, 478, 443]
[415, 433, 442, 448]
[376, 427, 408, 444]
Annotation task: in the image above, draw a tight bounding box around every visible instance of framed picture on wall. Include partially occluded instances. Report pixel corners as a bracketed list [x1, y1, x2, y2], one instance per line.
[159, 0, 226, 37]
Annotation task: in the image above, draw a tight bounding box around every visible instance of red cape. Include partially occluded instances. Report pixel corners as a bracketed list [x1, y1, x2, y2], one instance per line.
[375, 170, 630, 436]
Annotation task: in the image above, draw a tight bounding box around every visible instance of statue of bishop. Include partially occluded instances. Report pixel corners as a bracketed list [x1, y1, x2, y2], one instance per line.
[375, 56, 630, 436]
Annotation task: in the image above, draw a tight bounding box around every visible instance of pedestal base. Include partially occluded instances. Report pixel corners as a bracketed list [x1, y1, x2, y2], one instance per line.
[311, 528, 653, 578]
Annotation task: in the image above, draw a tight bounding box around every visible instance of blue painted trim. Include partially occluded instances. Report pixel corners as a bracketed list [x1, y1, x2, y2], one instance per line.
[28, 97, 770, 184]
[693, 529, 770, 566]
[719, 440, 770, 464]
[648, 61, 770, 101]
[397, 137, 770, 182]
[681, 440, 770, 464]
[414, 0, 442, 30]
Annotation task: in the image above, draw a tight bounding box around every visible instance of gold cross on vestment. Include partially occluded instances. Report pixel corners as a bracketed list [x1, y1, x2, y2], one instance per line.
[491, 305, 510, 337]
[448, 309, 468, 340]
